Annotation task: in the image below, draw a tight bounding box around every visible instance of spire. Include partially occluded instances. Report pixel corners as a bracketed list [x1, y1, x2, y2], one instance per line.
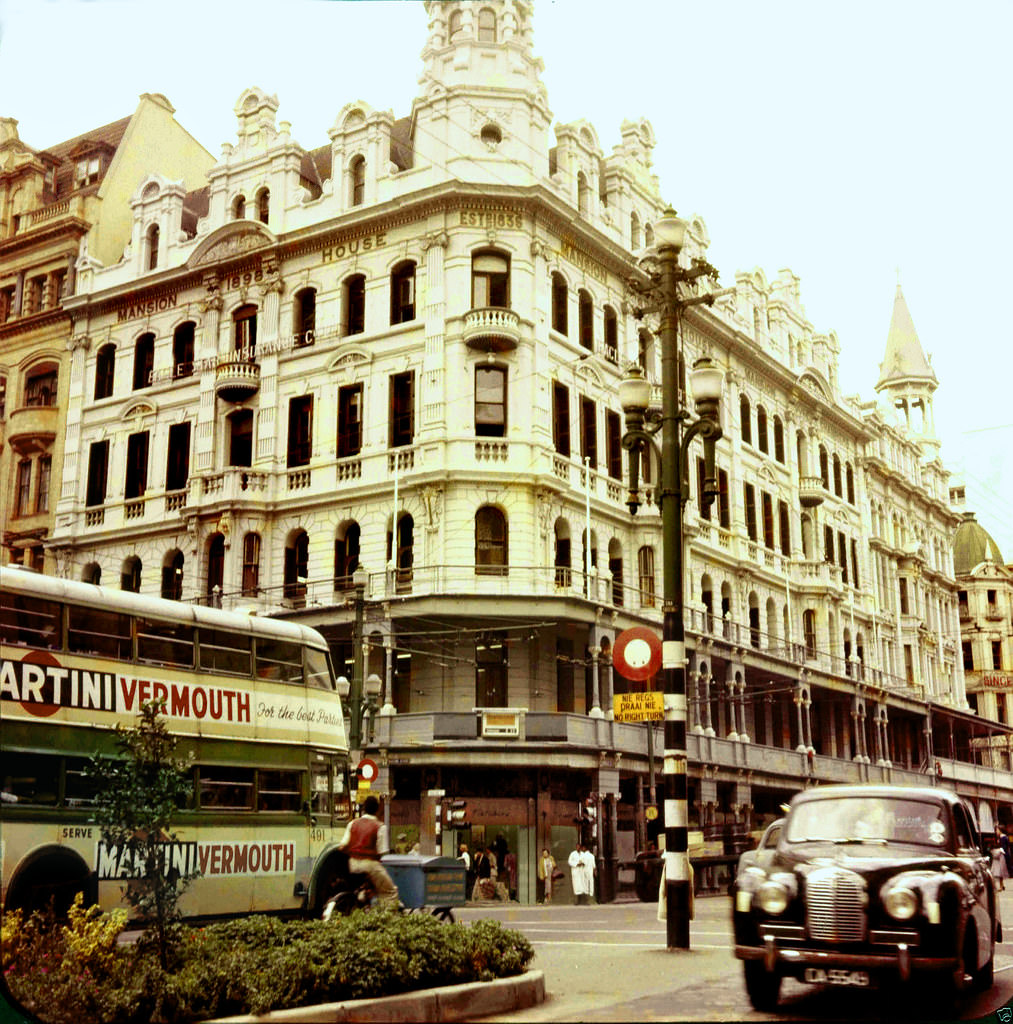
[876, 284, 937, 391]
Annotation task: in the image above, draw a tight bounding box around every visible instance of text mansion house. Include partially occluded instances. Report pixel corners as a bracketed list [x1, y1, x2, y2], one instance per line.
[23, 1, 1013, 899]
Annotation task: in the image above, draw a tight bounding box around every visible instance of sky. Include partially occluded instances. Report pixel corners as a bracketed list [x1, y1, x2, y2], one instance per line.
[2, 0, 1011, 557]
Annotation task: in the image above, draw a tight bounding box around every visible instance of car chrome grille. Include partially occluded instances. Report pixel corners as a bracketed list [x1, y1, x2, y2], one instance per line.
[805, 868, 866, 942]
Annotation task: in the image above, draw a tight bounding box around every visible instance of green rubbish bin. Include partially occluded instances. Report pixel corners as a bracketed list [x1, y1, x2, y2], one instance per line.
[381, 855, 466, 911]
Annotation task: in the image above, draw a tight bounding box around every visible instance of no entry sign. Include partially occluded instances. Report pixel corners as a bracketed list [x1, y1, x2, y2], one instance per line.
[613, 626, 662, 681]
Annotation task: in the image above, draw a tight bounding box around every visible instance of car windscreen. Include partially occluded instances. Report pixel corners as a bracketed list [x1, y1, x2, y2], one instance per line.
[784, 796, 948, 849]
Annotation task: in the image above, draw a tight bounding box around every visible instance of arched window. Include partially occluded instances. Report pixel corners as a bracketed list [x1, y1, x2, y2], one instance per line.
[832, 454, 842, 497]
[608, 538, 623, 607]
[390, 261, 416, 324]
[232, 195, 246, 219]
[133, 333, 154, 390]
[448, 8, 464, 41]
[701, 575, 714, 632]
[846, 462, 855, 504]
[82, 562, 101, 585]
[748, 592, 761, 649]
[284, 530, 309, 607]
[577, 172, 590, 215]
[721, 583, 733, 638]
[121, 556, 142, 594]
[766, 597, 779, 649]
[146, 223, 159, 271]
[756, 405, 768, 453]
[476, 506, 508, 575]
[638, 546, 656, 608]
[554, 519, 571, 588]
[802, 608, 817, 657]
[631, 211, 641, 249]
[551, 272, 568, 334]
[242, 532, 261, 597]
[603, 305, 618, 362]
[344, 274, 365, 335]
[578, 289, 593, 351]
[349, 155, 365, 207]
[333, 522, 360, 590]
[471, 250, 509, 308]
[819, 445, 829, 489]
[173, 321, 195, 379]
[256, 187, 269, 225]
[206, 534, 225, 606]
[739, 393, 752, 444]
[477, 7, 496, 41]
[161, 550, 184, 601]
[94, 343, 115, 400]
[233, 304, 257, 357]
[773, 415, 785, 463]
[294, 288, 316, 346]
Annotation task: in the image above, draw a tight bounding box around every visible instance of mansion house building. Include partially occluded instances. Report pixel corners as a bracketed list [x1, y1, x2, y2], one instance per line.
[45, 0, 1013, 900]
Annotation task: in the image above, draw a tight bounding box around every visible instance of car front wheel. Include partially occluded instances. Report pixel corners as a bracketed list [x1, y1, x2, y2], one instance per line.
[743, 961, 781, 1011]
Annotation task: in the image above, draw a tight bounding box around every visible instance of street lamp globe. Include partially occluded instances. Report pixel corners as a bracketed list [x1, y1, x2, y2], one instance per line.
[336, 676, 351, 700]
[364, 673, 383, 701]
[653, 207, 688, 252]
[689, 356, 724, 411]
[618, 363, 652, 417]
[352, 564, 368, 591]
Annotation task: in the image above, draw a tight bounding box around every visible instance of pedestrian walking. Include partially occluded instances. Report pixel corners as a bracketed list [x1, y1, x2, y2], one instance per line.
[993, 832, 1010, 891]
[568, 842, 596, 904]
[472, 846, 494, 901]
[504, 849, 517, 900]
[537, 847, 557, 903]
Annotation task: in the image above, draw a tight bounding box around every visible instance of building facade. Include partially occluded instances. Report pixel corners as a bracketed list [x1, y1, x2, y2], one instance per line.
[0, 95, 214, 572]
[46, 0, 1013, 901]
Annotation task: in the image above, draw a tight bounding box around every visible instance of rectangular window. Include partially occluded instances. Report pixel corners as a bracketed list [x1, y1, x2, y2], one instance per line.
[199, 765, 255, 811]
[337, 384, 363, 457]
[638, 546, 655, 608]
[778, 500, 791, 555]
[199, 628, 252, 676]
[899, 577, 910, 615]
[287, 395, 313, 468]
[717, 469, 730, 529]
[993, 641, 1003, 670]
[0, 592, 61, 648]
[257, 769, 303, 812]
[229, 409, 253, 467]
[580, 396, 597, 467]
[762, 492, 774, 550]
[697, 458, 710, 522]
[850, 539, 860, 588]
[35, 456, 51, 514]
[86, 440, 109, 507]
[25, 370, 58, 407]
[838, 531, 848, 584]
[552, 382, 570, 457]
[256, 638, 303, 684]
[345, 276, 365, 336]
[389, 372, 414, 447]
[475, 366, 506, 438]
[137, 618, 194, 668]
[824, 525, 835, 564]
[15, 459, 31, 516]
[125, 431, 149, 500]
[605, 409, 622, 480]
[903, 644, 914, 684]
[68, 604, 131, 660]
[743, 483, 757, 540]
[556, 637, 574, 712]
[963, 640, 974, 670]
[476, 635, 508, 707]
[242, 535, 261, 598]
[165, 422, 191, 491]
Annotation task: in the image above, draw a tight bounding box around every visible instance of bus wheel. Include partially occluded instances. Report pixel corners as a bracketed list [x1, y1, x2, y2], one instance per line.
[5, 847, 93, 917]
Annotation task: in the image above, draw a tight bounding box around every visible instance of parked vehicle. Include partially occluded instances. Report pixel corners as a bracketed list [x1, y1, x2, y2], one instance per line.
[732, 785, 1001, 1012]
[736, 818, 784, 877]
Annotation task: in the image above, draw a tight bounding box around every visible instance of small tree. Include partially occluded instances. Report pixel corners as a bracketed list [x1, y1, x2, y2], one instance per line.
[87, 698, 194, 969]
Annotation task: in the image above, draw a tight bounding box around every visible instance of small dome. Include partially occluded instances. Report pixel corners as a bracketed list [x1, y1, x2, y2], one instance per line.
[952, 512, 1004, 575]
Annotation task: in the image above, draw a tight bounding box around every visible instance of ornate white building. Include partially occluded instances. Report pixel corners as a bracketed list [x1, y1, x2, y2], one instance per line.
[48, 0, 1011, 900]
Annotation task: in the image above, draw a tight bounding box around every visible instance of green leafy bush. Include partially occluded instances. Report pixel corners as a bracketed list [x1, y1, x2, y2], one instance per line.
[3, 907, 535, 1023]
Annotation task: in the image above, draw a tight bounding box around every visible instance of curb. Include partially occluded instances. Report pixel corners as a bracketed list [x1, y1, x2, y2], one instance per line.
[204, 970, 545, 1023]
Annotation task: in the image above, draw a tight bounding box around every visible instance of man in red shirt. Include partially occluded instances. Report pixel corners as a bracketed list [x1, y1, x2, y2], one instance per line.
[337, 795, 399, 906]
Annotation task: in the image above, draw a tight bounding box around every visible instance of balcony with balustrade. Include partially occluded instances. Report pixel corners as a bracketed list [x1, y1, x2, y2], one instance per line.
[462, 307, 521, 352]
[215, 358, 260, 402]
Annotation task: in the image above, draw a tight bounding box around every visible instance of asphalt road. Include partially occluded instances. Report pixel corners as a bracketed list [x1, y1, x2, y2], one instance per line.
[456, 892, 1013, 1023]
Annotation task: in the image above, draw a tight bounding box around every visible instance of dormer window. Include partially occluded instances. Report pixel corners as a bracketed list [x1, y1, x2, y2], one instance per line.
[350, 156, 365, 207]
[75, 156, 100, 188]
[448, 9, 464, 40]
[146, 224, 160, 271]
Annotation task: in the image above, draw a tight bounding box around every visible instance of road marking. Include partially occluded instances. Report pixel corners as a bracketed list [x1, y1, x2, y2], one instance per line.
[529, 940, 734, 950]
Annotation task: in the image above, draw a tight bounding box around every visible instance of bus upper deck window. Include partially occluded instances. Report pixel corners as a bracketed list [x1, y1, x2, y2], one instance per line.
[0, 594, 61, 649]
[137, 618, 194, 668]
[255, 639, 302, 684]
[68, 606, 131, 661]
[305, 648, 332, 690]
[198, 629, 252, 677]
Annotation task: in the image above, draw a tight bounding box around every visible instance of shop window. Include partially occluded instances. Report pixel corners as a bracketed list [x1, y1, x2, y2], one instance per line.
[165, 422, 191, 491]
[228, 408, 253, 467]
[471, 250, 509, 308]
[343, 275, 365, 336]
[475, 366, 506, 437]
[86, 440, 109, 507]
[173, 322, 195, 378]
[132, 334, 154, 390]
[294, 288, 316, 346]
[337, 384, 363, 457]
[124, 431, 149, 500]
[242, 533, 261, 597]
[389, 371, 414, 447]
[233, 304, 257, 357]
[95, 344, 115, 399]
[552, 382, 570, 456]
[390, 262, 416, 325]
[287, 395, 313, 468]
[551, 272, 568, 334]
[476, 505, 508, 575]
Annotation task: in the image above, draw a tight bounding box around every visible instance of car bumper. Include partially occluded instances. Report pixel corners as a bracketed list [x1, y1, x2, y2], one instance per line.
[735, 936, 957, 983]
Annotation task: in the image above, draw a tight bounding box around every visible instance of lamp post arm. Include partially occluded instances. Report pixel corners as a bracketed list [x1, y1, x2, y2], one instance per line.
[678, 416, 723, 512]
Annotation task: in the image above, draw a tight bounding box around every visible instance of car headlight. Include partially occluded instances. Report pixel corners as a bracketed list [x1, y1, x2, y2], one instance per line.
[883, 886, 918, 921]
[756, 881, 790, 915]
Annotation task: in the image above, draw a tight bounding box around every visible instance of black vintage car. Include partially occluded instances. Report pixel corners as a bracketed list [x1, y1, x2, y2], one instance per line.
[732, 784, 1001, 1012]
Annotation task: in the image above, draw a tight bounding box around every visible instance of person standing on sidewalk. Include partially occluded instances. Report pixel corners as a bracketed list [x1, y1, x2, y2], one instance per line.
[568, 842, 595, 904]
[336, 795, 399, 906]
[538, 848, 557, 903]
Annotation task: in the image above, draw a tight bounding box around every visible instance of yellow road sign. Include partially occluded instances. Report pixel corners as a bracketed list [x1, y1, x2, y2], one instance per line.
[613, 691, 664, 722]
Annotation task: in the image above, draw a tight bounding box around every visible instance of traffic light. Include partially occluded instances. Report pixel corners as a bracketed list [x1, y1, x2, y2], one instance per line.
[446, 799, 468, 825]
